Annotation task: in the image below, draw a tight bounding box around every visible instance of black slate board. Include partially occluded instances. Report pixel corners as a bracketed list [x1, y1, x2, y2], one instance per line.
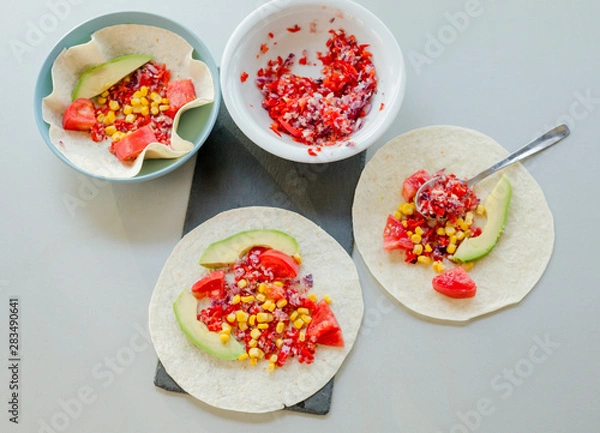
[154, 102, 365, 415]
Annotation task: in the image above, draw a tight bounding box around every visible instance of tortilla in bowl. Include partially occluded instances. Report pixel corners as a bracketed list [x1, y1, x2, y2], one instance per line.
[42, 24, 214, 179]
[352, 126, 554, 322]
[149, 207, 364, 413]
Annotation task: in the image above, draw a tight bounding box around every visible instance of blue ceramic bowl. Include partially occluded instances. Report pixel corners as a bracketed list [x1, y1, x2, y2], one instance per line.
[34, 11, 220, 182]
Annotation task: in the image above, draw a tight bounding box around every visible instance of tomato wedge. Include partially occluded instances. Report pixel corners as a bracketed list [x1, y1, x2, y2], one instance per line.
[165, 79, 196, 118]
[383, 215, 413, 251]
[306, 300, 344, 347]
[402, 169, 431, 202]
[258, 249, 299, 278]
[112, 125, 157, 161]
[191, 270, 226, 300]
[63, 98, 96, 131]
[432, 266, 477, 299]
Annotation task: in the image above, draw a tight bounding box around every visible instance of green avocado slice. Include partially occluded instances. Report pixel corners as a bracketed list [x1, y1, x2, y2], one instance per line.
[453, 175, 512, 263]
[72, 54, 153, 101]
[199, 229, 300, 268]
[173, 289, 245, 360]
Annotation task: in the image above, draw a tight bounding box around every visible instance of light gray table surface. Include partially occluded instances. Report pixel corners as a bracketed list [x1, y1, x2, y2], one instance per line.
[2, 1, 599, 432]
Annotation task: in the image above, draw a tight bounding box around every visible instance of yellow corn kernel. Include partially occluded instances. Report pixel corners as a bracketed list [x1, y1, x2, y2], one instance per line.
[248, 338, 258, 348]
[250, 357, 258, 366]
[323, 295, 332, 304]
[139, 86, 149, 97]
[415, 226, 424, 236]
[104, 125, 117, 136]
[237, 279, 247, 289]
[108, 100, 120, 111]
[460, 222, 470, 231]
[275, 338, 284, 348]
[301, 314, 312, 324]
[150, 92, 162, 102]
[125, 113, 136, 123]
[411, 234, 422, 244]
[262, 300, 273, 311]
[407, 231, 413, 237]
[97, 96, 107, 105]
[123, 105, 133, 115]
[221, 323, 232, 333]
[236, 310, 249, 322]
[249, 347, 260, 358]
[257, 348, 265, 359]
[274, 281, 284, 287]
[238, 321, 248, 331]
[96, 113, 105, 122]
[299, 331, 306, 342]
[476, 204, 486, 217]
[150, 106, 160, 116]
[101, 90, 109, 98]
[436, 227, 446, 236]
[456, 217, 465, 226]
[297, 307, 309, 315]
[308, 293, 318, 303]
[267, 302, 276, 312]
[159, 104, 170, 111]
[446, 244, 457, 254]
[293, 318, 304, 329]
[269, 354, 278, 363]
[111, 131, 125, 142]
[412, 244, 423, 255]
[464, 229, 472, 238]
[256, 312, 270, 323]
[432, 260, 445, 273]
[445, 226, 456, 236]
[417, 255, 431, 265]
[276, 299, 288, 309]
[241, 295, 254, 303]
[401, 203, 414, 215]
[140, 97, 149, 107]
[293, 254, 302, 264]
[425, 243, 433, 253]
[219, 333, 230, 343]
[268, 362, 276, 372]
[258, 323, 269, 330]
[249, 314, 256, 326]
[132, 105, 143, 114]
[232, 294, 241, 305]
[465, 212, 474, 225]
[226, 313, 236, 323]
[289, 311, 299, 321]
[257, 283, 267, 293]
[140, 106, 150, 116]
[456, 230, 465, 241]
[393, 211, 402, 220]
[237, 353, 249, 361]
[449, 235, 458, 245]
[131, 97, 141, 106]
[256, 293, 266, 302]
[401, 220, 409, 228]
[276, 322, 285, 333]
[462, 262, 474, 271]
[161, 97, 169, 104]
[103, 110, 115, 125]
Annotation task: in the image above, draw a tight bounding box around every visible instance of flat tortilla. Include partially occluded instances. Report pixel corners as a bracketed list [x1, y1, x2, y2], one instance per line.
[148, 207, 363, 413]
[42, 24, 214, 179]
[353, 126, 554, 322]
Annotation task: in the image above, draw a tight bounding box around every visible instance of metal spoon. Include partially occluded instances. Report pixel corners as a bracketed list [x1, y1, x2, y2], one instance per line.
[414, 124, 570, 219]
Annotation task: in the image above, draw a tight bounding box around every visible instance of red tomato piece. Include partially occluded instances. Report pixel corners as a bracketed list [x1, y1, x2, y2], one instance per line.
[432, 267, 477, 299]
[112, 125, 158, 161]
[63, 98, 96, 131]
[402, 169, 431, 202]
[306, 300, 344, 347]
[383, 215, 412, 251]
[165, 79, 196, 117]
[191, 270, 226, 300]
[258, 249, 299, 278]
[265, 283, 285, 301]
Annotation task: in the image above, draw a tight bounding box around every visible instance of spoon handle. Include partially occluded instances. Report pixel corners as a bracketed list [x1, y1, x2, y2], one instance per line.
[466, 124, 570, 187]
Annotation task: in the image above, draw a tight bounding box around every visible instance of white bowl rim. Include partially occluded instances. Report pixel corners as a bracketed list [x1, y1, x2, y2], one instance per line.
[221, 0, 406, 163]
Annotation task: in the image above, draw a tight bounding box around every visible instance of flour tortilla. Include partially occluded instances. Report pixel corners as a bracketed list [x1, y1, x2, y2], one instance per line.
[149, 207, 363, 413]
[353, 126, 554, 322]
[42, 24, 214, 179]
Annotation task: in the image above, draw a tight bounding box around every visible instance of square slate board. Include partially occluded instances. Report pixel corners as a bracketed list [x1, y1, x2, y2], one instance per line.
[154, 102, 365, 415]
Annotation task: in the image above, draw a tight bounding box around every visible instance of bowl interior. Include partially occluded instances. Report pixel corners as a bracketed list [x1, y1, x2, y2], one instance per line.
[221, 0, 405, 163]
[34, 11, 220, 182]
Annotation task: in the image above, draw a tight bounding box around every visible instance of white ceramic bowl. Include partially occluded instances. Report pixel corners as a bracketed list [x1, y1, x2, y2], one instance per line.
[221, 0, 406, 163]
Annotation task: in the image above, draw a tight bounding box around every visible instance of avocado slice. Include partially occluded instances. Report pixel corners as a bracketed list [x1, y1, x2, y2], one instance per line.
[72, 54, 153, 101]
[199, 229, 300, 268]
[453, 175, 512, 263]
[173, 289, 245, 360]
